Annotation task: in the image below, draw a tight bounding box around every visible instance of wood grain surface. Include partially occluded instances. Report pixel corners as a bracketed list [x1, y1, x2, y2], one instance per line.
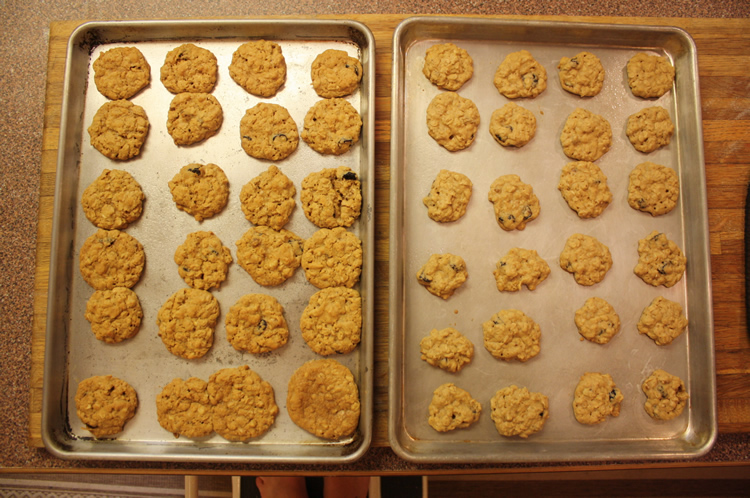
[29, 15, 750, 452]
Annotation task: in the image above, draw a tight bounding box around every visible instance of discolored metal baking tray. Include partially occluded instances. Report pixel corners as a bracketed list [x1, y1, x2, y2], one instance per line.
[389, 17, 716, 463]
[42, 19, 375, 463]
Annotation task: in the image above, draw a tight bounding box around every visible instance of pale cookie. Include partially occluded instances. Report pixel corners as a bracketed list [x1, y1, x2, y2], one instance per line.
[493, 50, 547, 98]
[573, 372, 624, 425]
[560, 108, 612, 162]
[301, 98, 362, 155]
[287, 359, 360, 440]
[490, 385, 549, 438]
[168, 163, 229, 221]
[226, 294, 289, 354]
[489, 102, 537, 148]
[559, 233, 613, 286]
[240, 165, 296, 230]
[419, 327, 474, 373]
[483, 309, 541, 362]
[229, 40, 286, 97]
[79, 229, 145, 290]
[88, 100, 149, 160]
[84, 287, 142, 344]
[428, 383, 482, 432]
[422, 42, 473, 91]
[633, 231, 686, 287]
[416, 253, 468, 300]
[637, 296, 688, 346]
[240, 102, 299, 161]
[627, 53, 675, 99]
[301, 227, 362, 289]
[626, 106, 674, 153]
[557, 161, 612, 218]
[235, 226, 304, 286]
[174, 231, 233, 290]
[311, 49, 363, 98]
[642, 369, 689, 420]
[75, 375, 138, 438]
[422, 169, 473, 223]
[557, 51, 605, 97]
[166, 92, 223, 145]
[156, 288, 220, 360]
[574, 297, 621, 345]
[81, 169, 144, 229]
[301, 287, 362, 356]
[301, 166, 362, 228]
[426, 91, 480, 152]
[93, 46, 150, 100]
[628, 162, 680, 216]
[160, 43, 218, 94]
[156, 377, 213, 439]
[208, 365, 278, 441]
[493, 247, 550, 292]
[488, 174, 540, 231]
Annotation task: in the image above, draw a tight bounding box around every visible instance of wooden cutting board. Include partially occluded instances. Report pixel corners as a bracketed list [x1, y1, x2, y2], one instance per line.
[29, 15, 750, 451]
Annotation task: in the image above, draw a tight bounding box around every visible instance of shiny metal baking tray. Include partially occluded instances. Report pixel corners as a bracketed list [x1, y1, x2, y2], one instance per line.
[389, 17, 716, 463]
[42, 19, 375, 463]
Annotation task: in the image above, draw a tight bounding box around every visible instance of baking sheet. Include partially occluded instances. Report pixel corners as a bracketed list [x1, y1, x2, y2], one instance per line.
[389, 17, 716, 463]
[42, 19, 375, 463]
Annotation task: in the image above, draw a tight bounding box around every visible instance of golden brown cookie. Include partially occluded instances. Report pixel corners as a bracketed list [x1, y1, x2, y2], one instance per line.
[422, 169, 473, 223]
[419, 327, 474, 373]
[301, 98, 362, 155]
[422, 42, 474, 91]
[226, 294, 289, 354]
[88, 100, 149, 160]
[573, 372, 624, 425]
[156, 288, 220, 359]
[559, 233, 613, 286]
[490, 385, 549, 438]
[229, 40, 287, 97]
[160, 43, 218, 94]
[642, 369, 689, 420]
[488, 174, 540, 231]
[174, 231, 233, 290]
[574, 297, 620, 345]
[156, 377, 213, 439]
[633, 231, 686, 288]
[311, 48, 363, 98]
[166, 92, 223, 146]
[627, 53, 675, 99]
[75, 375, 138, 438]
[557, 161, 612, 219]
[493, 247, 550, 292]
[493, 50, 547, 99]
[489, 102, 537, 148]
[168, 163, 229, 222]
[239, 103, 299, 161]
[81, 169, 144, 229]
[482, 309, 541, 362]
[557, 51, 605, 97]
[637, 296, 688, 346]
[301, 227, 362, 289]
[235, 226, 304, 286]
[239, 165, 296, 230]
[428, 383, 482, 432]
[626, 106, 674, 153]
[301, 166, 362, 228]
[93, 46, 150, 100]
[84, 287, 142, 344]
[426, 91, 480, 152]
[79, 229, 145, 290]
[627, 161, 680, 216]
[560, 107, 612, 162]
[301, 287, 362, 356]
[416, 253, 468, 300]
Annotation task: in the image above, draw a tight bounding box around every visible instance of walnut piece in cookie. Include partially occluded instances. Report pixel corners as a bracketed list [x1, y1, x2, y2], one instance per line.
[235, 226, 304, 287]
[88, 100, 149, 160]
[559, 233, 613, 286]
[637, 296, 688, 346]
[574, 297, 620, 345]
[627, 52, 675, 99]
[240, 165, 296, 230]
[482, 309, 541, 362]
[493, 50, 547, 99]
[174, 231, 233, 291]
[168, 163, 229, 222]
[490, 385, 549, 438]
[160, 43, 218, 94]
[428, 383, 482, 432]
[156, 377, 213, 439]
[85, 287, 142, 344]
[301, 166, 362, 228]
[628, 162, 680, 216]
[557, 51, 605, 97]
[626, 106, 674, 153]
[79, 229, 145, 290]
[93, 46, 150, 100]
[311, 49, 363, 98]
[419, 327, 474, 373]
[301, 227, 362, 289]
[240, 102, 299, 161]
[423, 169, 473, 223]
[166, 92, 223, 146]
[229, 40, 286, 97]
[75, 375, 138, 438]
[226, 294, 289, 354]
[560, 107, 612, 162]
[642, 369, 689, 420]
[557, 161, 612, 219]
[156, 288, 220, 360]
[493, 247, 550, 292]
[301, 98, 362, 155]
[573, 372, 624, 425]
[301, 287, 362, 356]
[416, 253, 468, 300]
[488, 174, 540, 231]
[489, 102, 537, 148]
[633, 231, 686, 287]
[426, 91, 480, 152]
[81, 169, 144, 230]
[422, 42, 473, 91]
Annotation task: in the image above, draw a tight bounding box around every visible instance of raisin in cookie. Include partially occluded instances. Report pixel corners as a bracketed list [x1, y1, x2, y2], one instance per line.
[311, 49, 363, 98]
[493, 247, 550, 292]
[226, 294, 289, 354]
[301, 287, 361, 356]
[422, 42, 473, 91]
[75, 375, 138, 438]
[79, 229, 145, 290]
[574, 297, 620, 344]
[559, 233, 613, 286]
[560, 108, 612, 162]
[166, 92, 223, 146]
[490, 385, 549, 438]
[156, 377, 213, 439]
[240, 102, 299, 161]
[626, 106, 674, 153]
[301, 227, 362, 289]
[85, 287, 142, 344]
[573, 372, 624, 425]
[174, 231, 233, 290]
[168, 163, 229, 221]
[642, 369, 689, 420]
[160, 43, 218, 94]
[93, 46, 150, 100]
[81, 169, 144, 229]
[633, 231, 686, 287]
[88, 100, 149, 160]
[557, 161, 612, 219]
[235, 226, 304, 287]
[482, 309, 541, 362]
[301, 166, 362, 228]
[419, 327, 473, 373]
[240, 165, 296, 230]
[156, 288, 220, 359]
[493, 50, 547, 99]
[229, 40, 286, 97]
[488, 174, 540, 231]
[637, 296, 688, 346]
[416, 253, 467, 300]
[628, 162, 680, 216]
[426, 91, 480, 152]
[489, 102, 537, 148]
[428, 383, 482, 432]
[301, 98, 362, 155]
[287, 359, 360, 440]
[557, 51, 605, 97]
[423, 169, 473, 223]
[627, 53, 675, 99]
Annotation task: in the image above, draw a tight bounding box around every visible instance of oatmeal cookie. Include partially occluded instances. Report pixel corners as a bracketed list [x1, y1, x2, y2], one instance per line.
[235, 226, 304, 286]
[156, 288, 220, 360]
[627, 53, 675, 99]
[416, 253, 468, 300]
[93, 46, 150, 100]
[239, 102, 299, 161]
[428, 383, 482, 432]
[311, 48, 363, 98]
[301, 98, 362, 155]
[226, 294, 289, 354]
[84, 287, 142, 344]
[422, 42, 473, 91]
[168, 163, 229, 221]
[557, 51, 605, 97]
[174, 231, 233, 290]
[642, 369, 689, 420]
[419, 327, 474, 373]
[628, 162, 680, 216]
[88, 100, 149, 160]
[573, 372, 624, 425]
[560, 108, 612, 161]
[633, 231, 686, 287]
[482, 309, 541, 362]
[422, 169, 473, 223]
[493, 247, 550, 292]
[637, 296, 688, 346]
[574, 297, 620, 344]
[229, 40, 286, 97]
[489, 102, 537, 148]
[208, 365, 278, 441]
[301, 166, 362, 228]
[156, 377, 213, 439]
[287, 359, 360, 440]
[493, 50, 547, 99]
[557, 161, 612, 218]
[301, 287, 362, 356]
[81, 169, 144, 229]
[301, 227, 362, 289]
[240, 165, 296, 230]
[488, 174, 540, 231]
[79, 229, 145, 290]
[166, 92, 223, 146]
[490, 385, 549, 438]
[75, 375, 138, 438]
[160, 43, 218, 94]
[626, 106, 674, 153]
[559, 233, 613, 286]
[426, 91, 480, 152]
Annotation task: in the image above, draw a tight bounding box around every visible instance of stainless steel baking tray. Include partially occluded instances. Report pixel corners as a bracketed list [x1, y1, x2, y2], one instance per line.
[389, 17, 716, 463]
[42, 19, 375, 463]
